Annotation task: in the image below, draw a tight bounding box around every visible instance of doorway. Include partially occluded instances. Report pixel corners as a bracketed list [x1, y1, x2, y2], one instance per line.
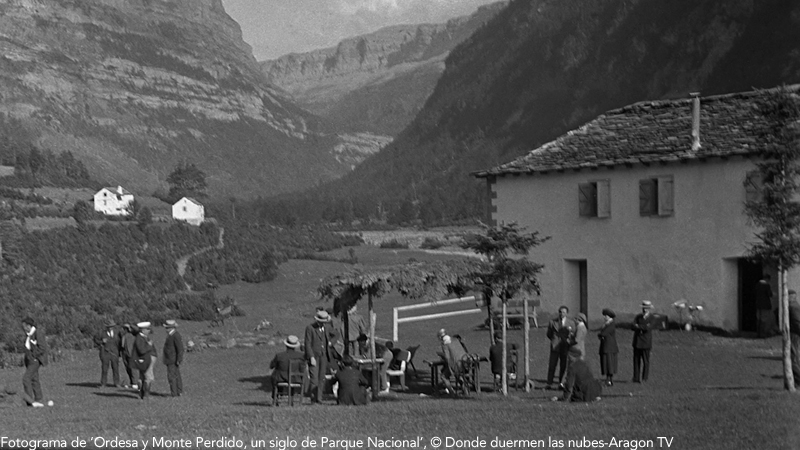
[564, 259, 588, 319]
[738, 258, 762, 332]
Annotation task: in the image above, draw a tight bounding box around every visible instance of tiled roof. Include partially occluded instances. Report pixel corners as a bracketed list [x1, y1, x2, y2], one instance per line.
[177, 197, 203, 206]
[474, 85, 800, 177]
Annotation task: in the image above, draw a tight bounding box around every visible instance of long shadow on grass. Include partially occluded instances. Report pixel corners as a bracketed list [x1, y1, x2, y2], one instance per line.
[94, 391, 140, 399]
[748, 355, 782, 361]
[238, 375, 271, 393]
[66, 382, 102, 388]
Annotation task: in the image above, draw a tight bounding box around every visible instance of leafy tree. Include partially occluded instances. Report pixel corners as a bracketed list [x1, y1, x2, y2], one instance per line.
[72, 200, 93, 225]
[462, 222, 549, 395]
[166, 161, 207, 203]
[744, 87, 800, 392]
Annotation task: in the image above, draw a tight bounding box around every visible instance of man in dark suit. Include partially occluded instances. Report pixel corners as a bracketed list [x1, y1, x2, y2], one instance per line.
[304, 309, 340, 403]
[162, 319, 184, 397]
[94, 320, 122, 388]
[632, 300, 656, 383]
[546, 305, 574, 389]
[557, 347, 602, 402]
[756, 274, 775, 338]
[21, 317, 48, 407]
[270, 335, 305, 384]
[333, 356, 369, 405]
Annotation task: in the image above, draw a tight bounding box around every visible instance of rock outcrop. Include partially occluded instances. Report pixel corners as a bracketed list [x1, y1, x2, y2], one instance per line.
[0, 0, 362, 198]
[260, 2, 507, 136]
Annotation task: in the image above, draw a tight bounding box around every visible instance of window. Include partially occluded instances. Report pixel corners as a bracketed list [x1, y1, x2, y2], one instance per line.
[578, 180, 610, 218]
[744, 170, 763, 203]
[183, 206, 187, 212]
[639, 175, 673, 217]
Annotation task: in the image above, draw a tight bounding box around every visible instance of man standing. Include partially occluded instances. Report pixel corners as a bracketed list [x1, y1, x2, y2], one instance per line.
[162, 320, 184, 397]
[121, 324, 139, 389]
[344, 305, 368, 356]
[304, 309, 339, 403]
[632, 300, 656, 383]
[270, 335, 305, 385]
[756, 274, 775, 338]
[546, 306, 574, 389]
[789, 290, 800, 387]
[94, 320, 122, 388]
[132, 322, 157, 400]
[21, 317, 48, 407]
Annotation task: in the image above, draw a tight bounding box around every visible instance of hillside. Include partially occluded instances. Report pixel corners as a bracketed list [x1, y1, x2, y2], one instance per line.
[301, 0, 800, 224]
[260, 2, 507, 136]
[0, 0, 372, 199]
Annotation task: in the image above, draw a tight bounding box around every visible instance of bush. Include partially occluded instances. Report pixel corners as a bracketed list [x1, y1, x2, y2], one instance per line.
[379, 239, 409, 249]
[420, 237, 445, 249]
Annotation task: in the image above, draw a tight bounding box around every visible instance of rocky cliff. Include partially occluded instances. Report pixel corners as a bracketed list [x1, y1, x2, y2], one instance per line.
[0, 0, 362, 198]
[260, 2, 507, 136]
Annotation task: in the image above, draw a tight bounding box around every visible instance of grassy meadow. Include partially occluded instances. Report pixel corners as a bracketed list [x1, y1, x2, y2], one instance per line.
[1, 244, 799, 449]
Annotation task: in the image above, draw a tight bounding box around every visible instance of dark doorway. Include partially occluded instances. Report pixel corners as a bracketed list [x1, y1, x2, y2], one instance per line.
[738, 259, 762, 332]
[579, 260, 588, 318]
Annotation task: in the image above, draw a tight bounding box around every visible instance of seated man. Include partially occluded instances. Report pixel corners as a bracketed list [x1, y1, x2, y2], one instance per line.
[439, 334, 467, 393]
[386, 341, 410, 370]
[269, 335, 305, 385]
[557, 347, 602, 402]
[333, 356, 369, 405]
[489, 332, 518, 387]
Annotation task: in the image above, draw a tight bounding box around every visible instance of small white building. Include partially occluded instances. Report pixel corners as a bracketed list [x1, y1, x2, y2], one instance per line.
[93, 186, 134, 216]
[172, 197, 205, 226]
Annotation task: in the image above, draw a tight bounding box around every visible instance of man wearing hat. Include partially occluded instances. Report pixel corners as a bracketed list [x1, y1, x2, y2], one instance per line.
[132, 322, 157, 399]
[304, 309, 340, 403]
[94, 319, 122, 388]
[570, 313, 588, 360]
[632, 301, 656, 383]
[121, 324, 139, 389]
[598, 308, 618, 386]
[270, 335, 305, 385]
[162, 320, 184, 397]
[21, 317, 48, 407]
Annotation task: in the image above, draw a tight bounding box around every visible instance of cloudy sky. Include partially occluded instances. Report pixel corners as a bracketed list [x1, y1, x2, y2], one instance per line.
[221, 0, 502, 61]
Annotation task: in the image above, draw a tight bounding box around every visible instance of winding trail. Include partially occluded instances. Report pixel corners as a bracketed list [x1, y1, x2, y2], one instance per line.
[177, 227, 225, 289]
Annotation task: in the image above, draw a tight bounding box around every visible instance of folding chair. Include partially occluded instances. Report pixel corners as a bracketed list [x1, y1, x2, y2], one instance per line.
[272, 359, 307, 406]
[406, 345, 420, 378]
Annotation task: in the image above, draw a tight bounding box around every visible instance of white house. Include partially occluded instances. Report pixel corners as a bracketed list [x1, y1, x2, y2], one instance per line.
[93, 186, 134, 216]
[474, 86, 800, 331]
[172, 197, 205, 226]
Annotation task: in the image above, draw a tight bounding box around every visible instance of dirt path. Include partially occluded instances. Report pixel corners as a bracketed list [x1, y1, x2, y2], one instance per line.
[176, 227, 225, 285]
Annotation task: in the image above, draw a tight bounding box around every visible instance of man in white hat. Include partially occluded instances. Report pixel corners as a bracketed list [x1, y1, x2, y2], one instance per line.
[162, 320, 184, 397]
[632, 301, 655, 383]
[304, 309, 340, 403]
[270, 335, 305, 385]
[131, 322, 157, 399]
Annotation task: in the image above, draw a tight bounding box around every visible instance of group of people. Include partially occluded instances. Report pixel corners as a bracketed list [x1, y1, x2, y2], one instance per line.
[93, 319, 185, 400]
[16, 315, 185, 408]
[544, 300, 656, 402]
[269, 307, 409, 406]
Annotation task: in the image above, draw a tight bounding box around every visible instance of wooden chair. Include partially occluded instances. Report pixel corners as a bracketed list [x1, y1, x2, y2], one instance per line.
[406, 345, 421, 378]
[272, 359, 307, 406]
[386, 353, 410, 391]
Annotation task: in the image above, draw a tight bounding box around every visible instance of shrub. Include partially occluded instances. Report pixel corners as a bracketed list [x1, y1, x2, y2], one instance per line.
[379, 239, 409, 249]
[420, 237, 445, 249]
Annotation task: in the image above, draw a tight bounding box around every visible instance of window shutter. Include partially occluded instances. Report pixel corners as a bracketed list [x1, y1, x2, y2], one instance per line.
[596, 180, 611, 218]
[639, 179, 656, 216]
[578, 183, 597, 217]
[745, 171, 763, 203]
[657, 176, 674, 216]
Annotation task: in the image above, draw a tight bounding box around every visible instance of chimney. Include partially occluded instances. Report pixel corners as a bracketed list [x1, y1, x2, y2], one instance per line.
[690, 92, 701, 151]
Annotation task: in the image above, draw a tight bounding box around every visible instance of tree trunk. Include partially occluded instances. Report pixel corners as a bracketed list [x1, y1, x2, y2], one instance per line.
[501, 300, 508, 396]
[523, 297, 531, 392]
[780, 267, 796, 391]
[368, 292, 379, 399]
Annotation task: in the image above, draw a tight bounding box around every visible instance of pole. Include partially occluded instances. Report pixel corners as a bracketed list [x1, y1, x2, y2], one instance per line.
[523, 297, 531, 392]
[368, 291, 379, 399]
[501, 300, 508, 396]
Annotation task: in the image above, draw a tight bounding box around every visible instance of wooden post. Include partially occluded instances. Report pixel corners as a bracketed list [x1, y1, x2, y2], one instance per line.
[368, 291, 379, 399]
[487, 293, 495, 348]
[501, 300, 508, 396]
[523, 297, 531, 392]
[343, 307, 350, 357]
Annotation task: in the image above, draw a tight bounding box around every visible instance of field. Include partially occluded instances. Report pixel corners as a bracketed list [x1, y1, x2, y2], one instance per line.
[1, 245, 799, 450]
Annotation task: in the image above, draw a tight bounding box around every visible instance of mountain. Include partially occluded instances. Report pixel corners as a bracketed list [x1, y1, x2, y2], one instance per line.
[260, 2, 507, 136]
[0, 0, 362, 198]
[300, 0, 800, 224]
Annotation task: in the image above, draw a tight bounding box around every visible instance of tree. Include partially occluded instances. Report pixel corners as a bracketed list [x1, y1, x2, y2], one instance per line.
[462, 222, 549, 395]
[744, 87, 800, 392]
[166, 162, 208, 203]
